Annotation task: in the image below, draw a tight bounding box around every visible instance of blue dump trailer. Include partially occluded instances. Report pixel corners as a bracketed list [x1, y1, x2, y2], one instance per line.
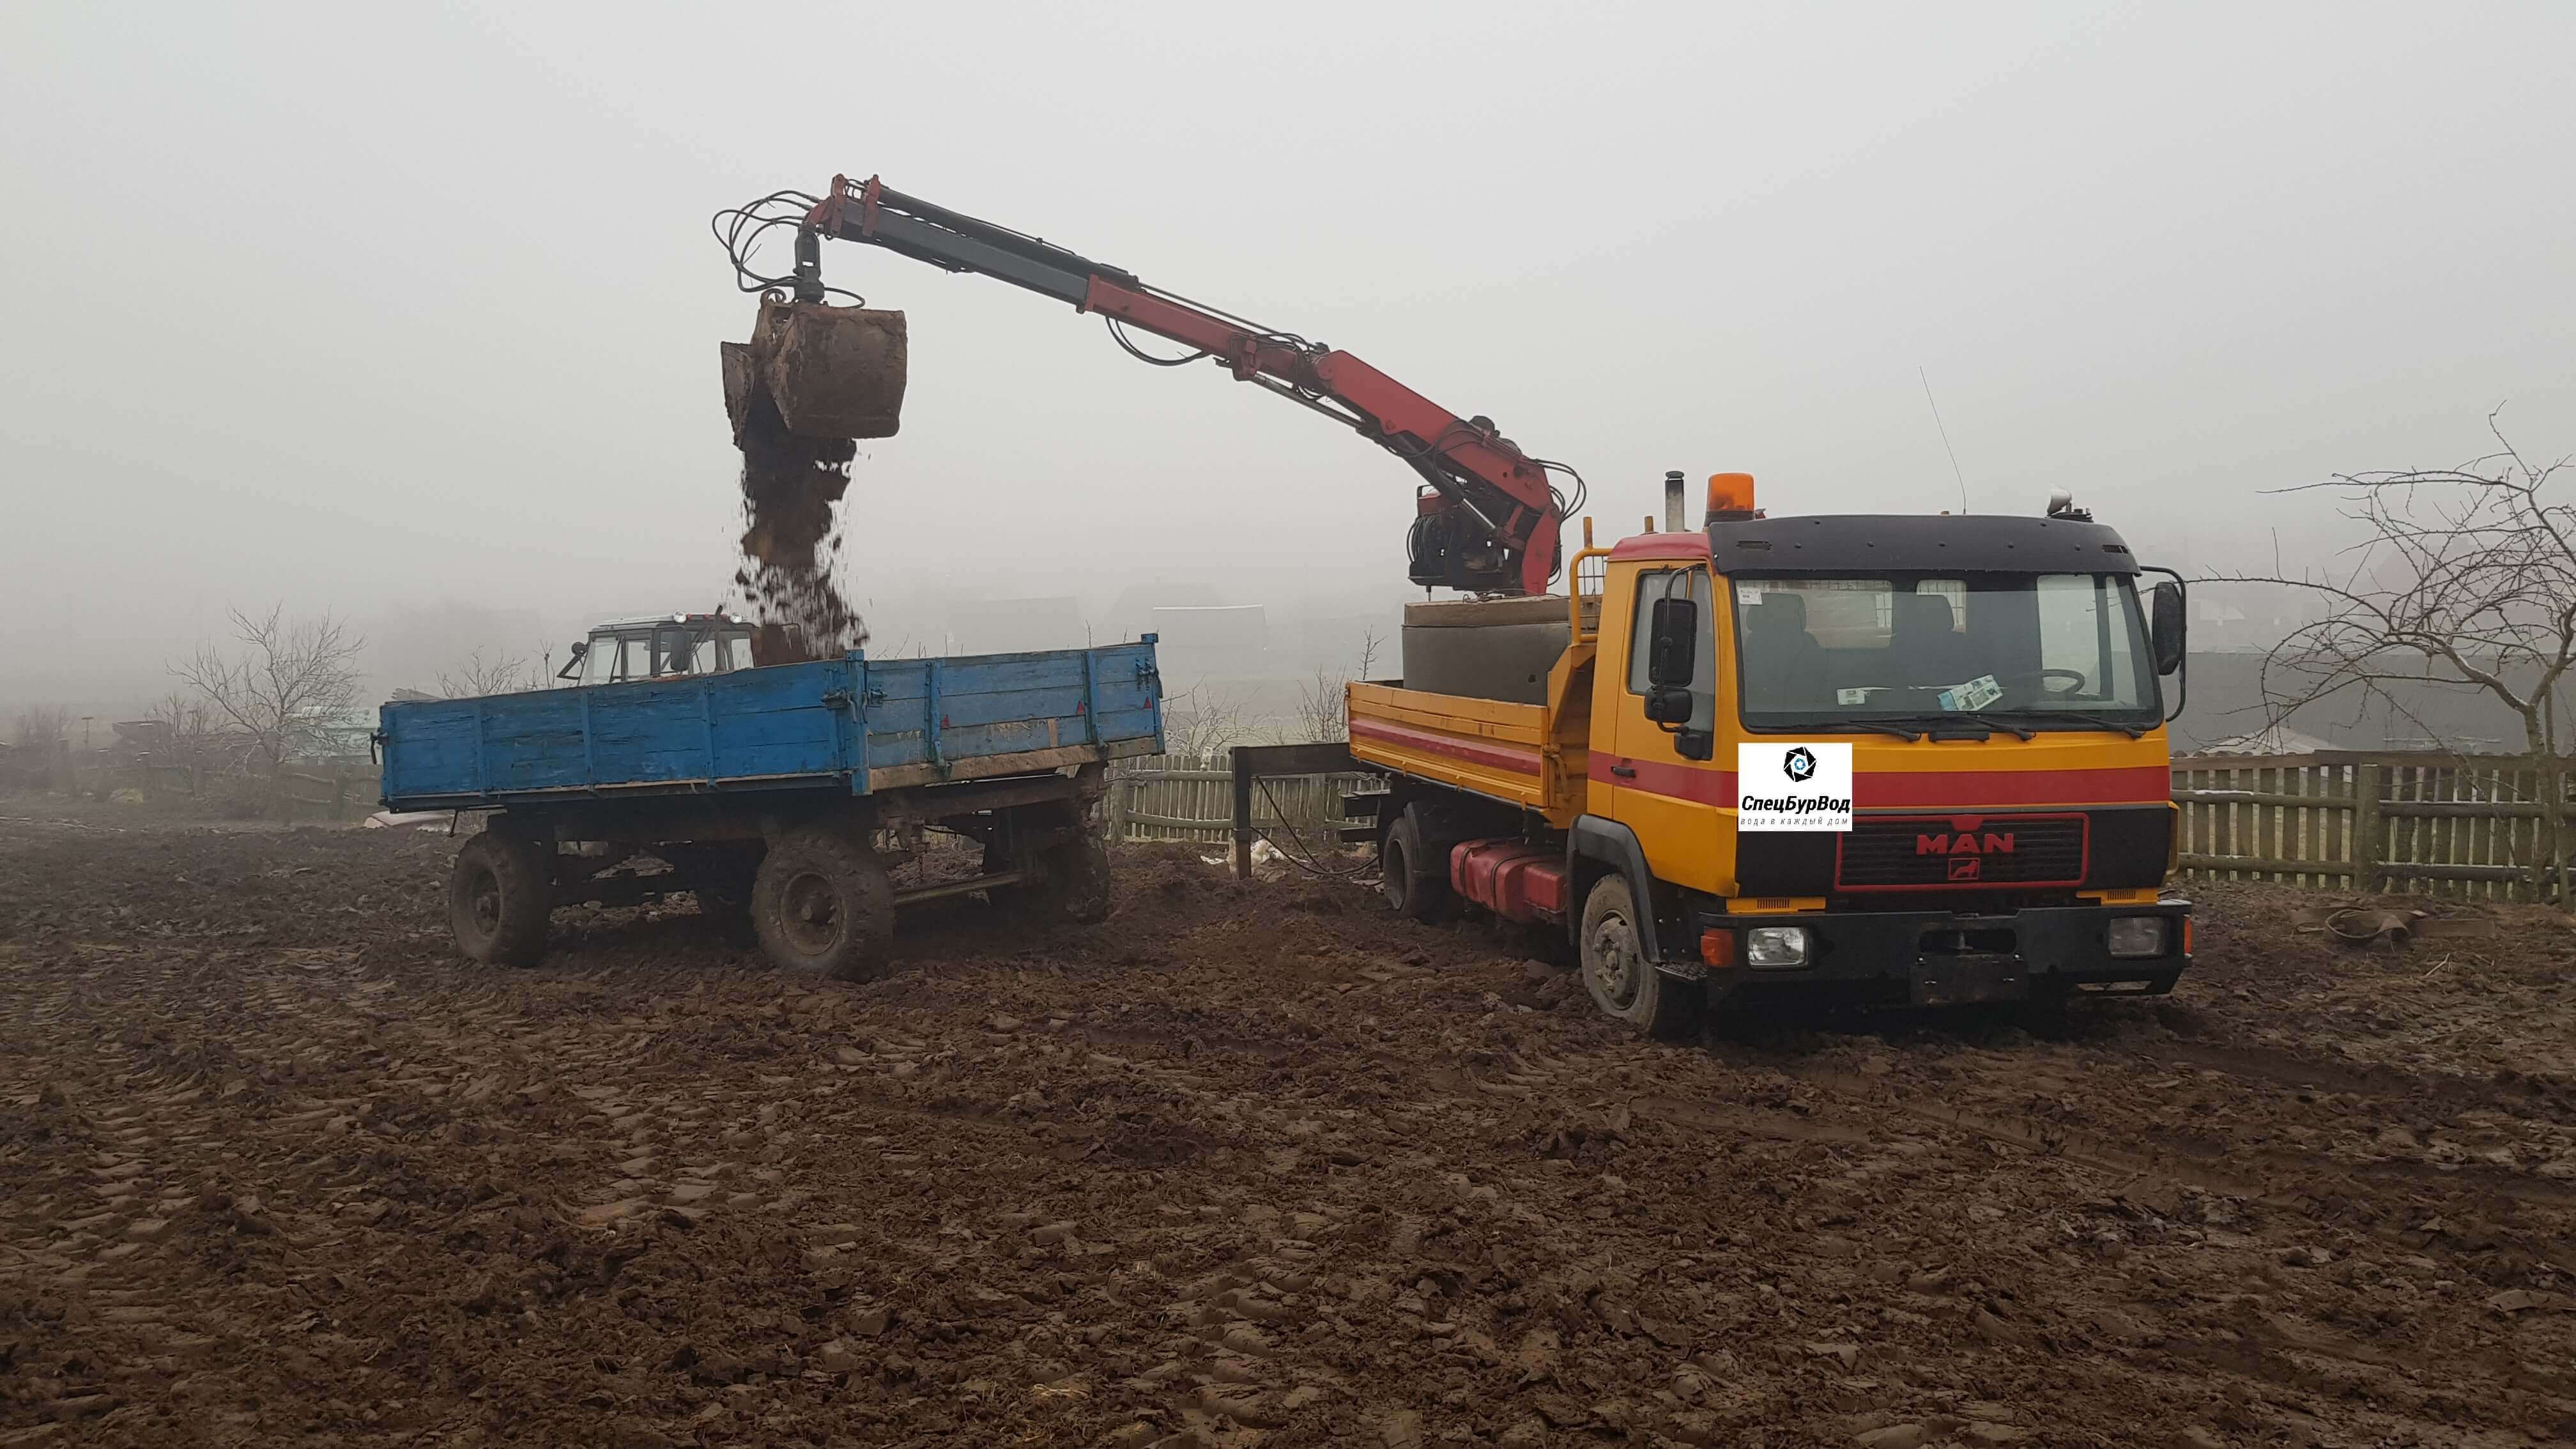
[378, 640, 1162, 979]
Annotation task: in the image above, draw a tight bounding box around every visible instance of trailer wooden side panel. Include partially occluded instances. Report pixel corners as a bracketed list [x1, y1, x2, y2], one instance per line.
[378, 642, 1163, 811]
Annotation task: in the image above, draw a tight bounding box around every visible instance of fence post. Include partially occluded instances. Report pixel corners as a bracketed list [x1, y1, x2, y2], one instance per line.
[1230, 751, 1255, 880]
[1107, 767, 1131, 843]
[2352, 762, 2383, 894]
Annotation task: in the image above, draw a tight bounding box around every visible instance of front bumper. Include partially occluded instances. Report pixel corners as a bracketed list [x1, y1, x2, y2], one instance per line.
[1677, 899, 2191, 1007]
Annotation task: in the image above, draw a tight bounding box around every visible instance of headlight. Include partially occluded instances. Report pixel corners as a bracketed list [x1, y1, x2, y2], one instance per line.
[1745, 926, 1809, 969]
[2107, 916, 2169, 959]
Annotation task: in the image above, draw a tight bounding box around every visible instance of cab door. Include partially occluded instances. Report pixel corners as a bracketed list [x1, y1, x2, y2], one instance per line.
[1602, 564, 1731, 895]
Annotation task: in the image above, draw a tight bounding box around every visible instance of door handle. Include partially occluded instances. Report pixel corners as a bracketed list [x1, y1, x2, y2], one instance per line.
[1609, 764, 1637, 778]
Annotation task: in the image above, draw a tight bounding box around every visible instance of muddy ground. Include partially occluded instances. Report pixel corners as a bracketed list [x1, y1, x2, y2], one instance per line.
[3, 813, 2573, 1448]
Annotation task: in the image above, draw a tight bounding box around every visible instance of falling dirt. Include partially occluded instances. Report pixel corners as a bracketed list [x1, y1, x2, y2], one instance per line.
[4, 815, 2574, 1446]
[732, 394, 867, 666]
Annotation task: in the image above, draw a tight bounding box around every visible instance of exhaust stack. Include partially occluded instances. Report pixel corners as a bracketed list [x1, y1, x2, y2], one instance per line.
[1663, 470, 1686, 532]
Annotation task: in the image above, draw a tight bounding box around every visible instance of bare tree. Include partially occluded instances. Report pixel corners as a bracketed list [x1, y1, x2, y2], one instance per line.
[146, 691, 228, 793]
[1289, 628, 1384, 744]
[12, 704, 70, 749]
[2214, 409, 2576, 893]
[438, 649, 544, 698]
[7, 705, 72, 793]
[172, 605, 367, 776]
[1162, 683, 1253, 765]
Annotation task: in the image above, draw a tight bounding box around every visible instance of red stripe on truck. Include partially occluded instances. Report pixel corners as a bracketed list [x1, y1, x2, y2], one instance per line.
[1350, 717, 1544, 776]
[1588, 756, 2168, 809]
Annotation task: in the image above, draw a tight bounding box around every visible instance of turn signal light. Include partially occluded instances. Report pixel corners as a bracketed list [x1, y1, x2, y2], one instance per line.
[1698, 928, 1736, 967]
[1706, 471, 1756, 520]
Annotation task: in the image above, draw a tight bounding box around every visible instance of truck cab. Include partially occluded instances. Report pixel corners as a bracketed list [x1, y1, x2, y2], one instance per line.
[560, 613, 758, 686]
[1349, 475, 2192, 1037]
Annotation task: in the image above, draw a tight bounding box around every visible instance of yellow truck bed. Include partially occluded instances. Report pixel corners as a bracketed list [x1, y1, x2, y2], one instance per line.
[1347, 675, 1591, 827]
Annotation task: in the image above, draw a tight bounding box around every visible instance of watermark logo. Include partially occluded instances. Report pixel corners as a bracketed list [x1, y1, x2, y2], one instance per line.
[1736, 743, 1852, 832]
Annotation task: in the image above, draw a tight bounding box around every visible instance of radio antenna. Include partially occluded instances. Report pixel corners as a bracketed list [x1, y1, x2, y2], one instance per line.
[1919, 367, 1970, 515]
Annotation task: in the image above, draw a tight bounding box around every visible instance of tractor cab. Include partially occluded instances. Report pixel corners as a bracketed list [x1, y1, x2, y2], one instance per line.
[560, 613, 758, 686]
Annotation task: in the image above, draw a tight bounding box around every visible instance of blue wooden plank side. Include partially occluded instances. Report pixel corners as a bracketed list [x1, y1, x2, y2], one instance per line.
[383, 641, 1161, 802]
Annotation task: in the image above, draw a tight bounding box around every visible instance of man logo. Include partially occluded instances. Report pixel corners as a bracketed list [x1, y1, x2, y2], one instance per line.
[1782, 747, 1817, 783]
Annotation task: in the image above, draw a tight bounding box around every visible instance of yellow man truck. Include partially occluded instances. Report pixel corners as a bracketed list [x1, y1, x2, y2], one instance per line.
[1348, 474, 2191, 1037]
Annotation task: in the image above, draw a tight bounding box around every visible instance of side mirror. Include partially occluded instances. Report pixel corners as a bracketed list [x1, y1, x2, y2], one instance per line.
[1647, 595, 1698, 688]
[2150, 581, 2186, 676]
[1644, 687, 1694, 724]
[568, 641, 589, 659]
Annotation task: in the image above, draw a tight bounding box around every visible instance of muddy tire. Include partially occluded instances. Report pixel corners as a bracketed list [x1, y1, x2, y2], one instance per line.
[1579, 874, 1701, 1041]
[448, 831, 555, 967]
[1382, 806, 1457, 924]
[751, 825, 894, 982]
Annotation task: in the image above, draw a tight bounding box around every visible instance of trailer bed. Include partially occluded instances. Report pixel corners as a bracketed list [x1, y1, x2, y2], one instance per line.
[379, 642, 1162, 811]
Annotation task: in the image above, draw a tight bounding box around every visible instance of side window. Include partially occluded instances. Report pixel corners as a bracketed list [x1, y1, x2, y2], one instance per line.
[1626, 571, 1677, 695]
[581, 637, 616, 686]
[616, 635, 649, 682]
[1625, 569, 1716, 731]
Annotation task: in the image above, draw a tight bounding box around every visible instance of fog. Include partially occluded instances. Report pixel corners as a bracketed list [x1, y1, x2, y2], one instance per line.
[5, 3, 2571, 717]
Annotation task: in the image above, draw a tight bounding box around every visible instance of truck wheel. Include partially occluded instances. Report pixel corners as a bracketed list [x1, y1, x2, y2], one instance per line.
[1579, 875, 1701, 1041]
[448, 831, 555, 967]
[752, 825, 895, 982]
[1383, 807, 1457, 924]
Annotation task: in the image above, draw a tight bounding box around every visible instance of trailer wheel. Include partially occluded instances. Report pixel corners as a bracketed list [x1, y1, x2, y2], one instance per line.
[1579, 875, 1701, 1041]
[752, 825, 894, 982]
[448, 831, 555, 967]
[1382, 806, 1457, 924]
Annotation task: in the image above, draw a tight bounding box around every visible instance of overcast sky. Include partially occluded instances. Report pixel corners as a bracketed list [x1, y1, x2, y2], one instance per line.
[5, 2, 2572, 703]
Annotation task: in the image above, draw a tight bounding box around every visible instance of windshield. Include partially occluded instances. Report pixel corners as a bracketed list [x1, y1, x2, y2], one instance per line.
[1732, 572, 2158, 728]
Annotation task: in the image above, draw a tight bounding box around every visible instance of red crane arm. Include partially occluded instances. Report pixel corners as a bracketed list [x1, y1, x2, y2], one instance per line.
[795, 174, 1564, 595]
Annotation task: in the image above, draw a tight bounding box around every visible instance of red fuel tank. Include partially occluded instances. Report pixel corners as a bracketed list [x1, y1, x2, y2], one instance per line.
[1448, 839, 1569, 924]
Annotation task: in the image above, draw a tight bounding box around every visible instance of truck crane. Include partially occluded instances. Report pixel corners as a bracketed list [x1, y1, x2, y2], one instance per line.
[713, 174, 1581, 597]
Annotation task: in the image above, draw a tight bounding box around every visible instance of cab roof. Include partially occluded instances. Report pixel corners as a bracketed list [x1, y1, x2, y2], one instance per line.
[1609, 514, 2139, 575]
[590, 613, 751, 632]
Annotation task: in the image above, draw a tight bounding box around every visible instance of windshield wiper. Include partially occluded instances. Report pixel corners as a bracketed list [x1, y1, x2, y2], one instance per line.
[1835, 720, 1923, 742]
[2013, 710, 2149, 739]
[1876, 712, 2034, 740]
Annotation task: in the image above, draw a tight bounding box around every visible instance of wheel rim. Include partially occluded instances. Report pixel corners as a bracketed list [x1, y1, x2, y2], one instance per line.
[1587, 908, 1642, 1011]
[778, 869, 844, 955]
[463, 864, 503, 937]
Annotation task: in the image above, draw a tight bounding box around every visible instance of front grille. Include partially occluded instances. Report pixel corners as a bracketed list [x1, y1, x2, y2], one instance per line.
[1837, 814, 2087, 891]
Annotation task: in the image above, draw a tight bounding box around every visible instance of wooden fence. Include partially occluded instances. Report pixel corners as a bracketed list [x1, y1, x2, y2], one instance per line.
[2174, 751, 2576, 900]
[1110, 754, 1382, 850]
[1117, 748, 2576, 901]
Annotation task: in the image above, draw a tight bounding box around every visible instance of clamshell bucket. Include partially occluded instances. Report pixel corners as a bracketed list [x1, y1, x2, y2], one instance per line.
[723, 296, 907, 443]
